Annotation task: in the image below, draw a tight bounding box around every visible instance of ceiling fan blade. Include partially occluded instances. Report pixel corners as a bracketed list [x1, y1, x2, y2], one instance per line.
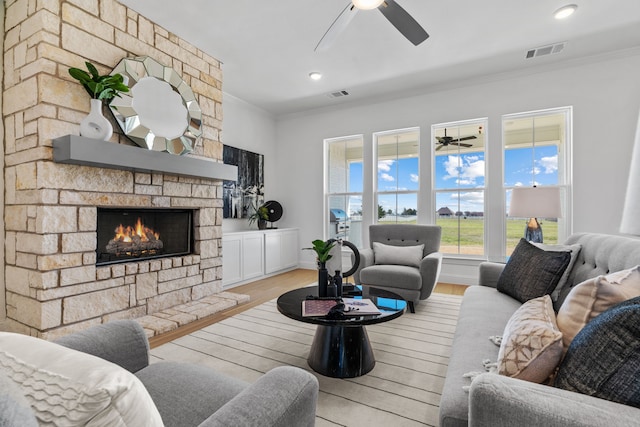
[455, 135, 478, 142]
[435, 144, 444, 151]
[315, 3, 359, 52]
[451, 142, 474, 148]
[378, 0, 429, 46]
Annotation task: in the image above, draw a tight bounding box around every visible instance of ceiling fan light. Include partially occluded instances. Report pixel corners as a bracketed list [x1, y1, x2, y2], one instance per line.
[554, 4, 577, 20]
[352, 0, 384, 10]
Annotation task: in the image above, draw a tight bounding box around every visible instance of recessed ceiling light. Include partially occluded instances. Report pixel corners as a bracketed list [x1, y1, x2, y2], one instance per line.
[554, 4, 577, 20]
[352, 0, 384, 10]
[309, 72, 323, 81]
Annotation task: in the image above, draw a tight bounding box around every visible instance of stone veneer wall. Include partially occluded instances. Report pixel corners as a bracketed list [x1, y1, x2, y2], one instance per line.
[3, 0, 226, 339]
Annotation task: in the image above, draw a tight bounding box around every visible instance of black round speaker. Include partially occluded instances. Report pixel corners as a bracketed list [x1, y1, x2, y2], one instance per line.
[263, 200, 283, 222]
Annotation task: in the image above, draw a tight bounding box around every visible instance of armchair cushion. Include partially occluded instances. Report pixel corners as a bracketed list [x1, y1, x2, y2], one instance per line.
[373, 242, 424, 268]
[0, 332, 163, 427]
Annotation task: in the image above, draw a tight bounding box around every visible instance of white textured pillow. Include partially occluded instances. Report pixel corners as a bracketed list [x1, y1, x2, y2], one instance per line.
[373, 242, 424, 268]
[0, 332, 164, 427]
[556, 265, 640, 349]
[497, 295, 563, 383]
[531, 242, 582, 302]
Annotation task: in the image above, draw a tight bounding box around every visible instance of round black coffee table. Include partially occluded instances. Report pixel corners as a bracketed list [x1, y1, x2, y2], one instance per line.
[277, 286, 406, 378]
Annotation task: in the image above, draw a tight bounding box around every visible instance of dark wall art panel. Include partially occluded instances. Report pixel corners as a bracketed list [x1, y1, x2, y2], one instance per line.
[223, 145, 264, 219]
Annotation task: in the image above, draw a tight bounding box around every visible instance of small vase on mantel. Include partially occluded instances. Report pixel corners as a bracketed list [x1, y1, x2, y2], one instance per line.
[80, 99, 113, 141]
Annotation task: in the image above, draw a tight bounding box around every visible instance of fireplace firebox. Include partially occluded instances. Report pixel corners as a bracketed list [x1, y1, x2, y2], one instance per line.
[96, 208, 194, 265]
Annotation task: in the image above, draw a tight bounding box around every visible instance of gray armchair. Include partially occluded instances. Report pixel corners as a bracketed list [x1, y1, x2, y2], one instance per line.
[353, 224, 443, 313]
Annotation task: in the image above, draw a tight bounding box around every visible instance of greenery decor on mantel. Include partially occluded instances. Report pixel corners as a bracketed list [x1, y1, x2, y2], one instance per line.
[68, 61, 130, 141]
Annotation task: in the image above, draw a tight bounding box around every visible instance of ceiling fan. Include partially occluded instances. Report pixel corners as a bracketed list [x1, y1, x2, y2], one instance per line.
[435, 129, 477, 151]
[315, 0, 429, 52]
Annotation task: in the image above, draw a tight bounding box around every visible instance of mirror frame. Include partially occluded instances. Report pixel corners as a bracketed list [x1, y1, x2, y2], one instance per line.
[109, 56, 202, 155]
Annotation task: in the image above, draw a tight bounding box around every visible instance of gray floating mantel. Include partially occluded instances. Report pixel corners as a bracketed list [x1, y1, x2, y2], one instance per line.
[53, 135, 237, 181]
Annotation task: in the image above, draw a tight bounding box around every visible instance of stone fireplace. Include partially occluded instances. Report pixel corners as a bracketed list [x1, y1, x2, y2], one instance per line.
[2, 0, 239, 339]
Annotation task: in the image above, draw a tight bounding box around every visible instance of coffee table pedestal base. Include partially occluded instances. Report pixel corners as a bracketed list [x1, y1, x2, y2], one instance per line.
[307, 325, 375, 378]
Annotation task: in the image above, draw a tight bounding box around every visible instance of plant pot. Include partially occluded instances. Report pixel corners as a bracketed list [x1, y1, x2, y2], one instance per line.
[258, 219, 267, 230]
[80, 99, 113, 141]
[318, 267, 329, 297]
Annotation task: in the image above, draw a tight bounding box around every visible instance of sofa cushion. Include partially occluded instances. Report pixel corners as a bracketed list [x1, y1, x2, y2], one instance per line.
[0, 332, 163, 427]
[497, 295, 563, 383]
[531, 242, 582, 303]
[554, 296, 640, 408]
[556, 265, 640, 349]
[0, 373, 38, 427]
[373, 242, 424, 268]
[497, 239, 571, 303]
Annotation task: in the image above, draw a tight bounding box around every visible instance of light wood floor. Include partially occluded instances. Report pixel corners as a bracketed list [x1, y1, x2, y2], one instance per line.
[149, 269, 467, 348]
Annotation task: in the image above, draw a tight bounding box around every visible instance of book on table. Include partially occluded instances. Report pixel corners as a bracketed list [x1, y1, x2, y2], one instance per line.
[302, 298, 381, 317]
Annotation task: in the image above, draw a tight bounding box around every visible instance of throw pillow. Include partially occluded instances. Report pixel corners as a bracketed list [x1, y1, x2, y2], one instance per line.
[497, 295, 564, 383]
[0, 373, 38, 427]
[497, 238, 572, 303]
[531, 242, 582, 302]
[373, 242, 424, 268]
[554, 296, 640, 408]
[556, 265, 640, 349]
[0, 332, 164, 427]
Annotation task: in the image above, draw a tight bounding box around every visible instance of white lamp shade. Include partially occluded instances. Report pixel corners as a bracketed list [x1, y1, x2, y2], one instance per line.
[352, 0, 384, 10]
[620, 109, 640, 235]
[509, 187, 562, 218]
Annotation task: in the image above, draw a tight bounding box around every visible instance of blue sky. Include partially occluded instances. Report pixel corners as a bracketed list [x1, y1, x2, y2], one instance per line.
[345, 145, 558, 215]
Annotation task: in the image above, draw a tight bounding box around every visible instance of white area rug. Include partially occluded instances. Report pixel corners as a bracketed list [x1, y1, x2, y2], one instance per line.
[150, 292, 462, 426]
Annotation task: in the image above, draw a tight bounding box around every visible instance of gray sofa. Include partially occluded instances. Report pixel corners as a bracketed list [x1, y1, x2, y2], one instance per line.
[439, 233, 640, 427]
[1, 320, 319, 427]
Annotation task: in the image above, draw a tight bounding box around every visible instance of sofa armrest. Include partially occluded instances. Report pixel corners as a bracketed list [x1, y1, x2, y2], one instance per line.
[419, 252, 443, 299]
[478, 262, 505, 288]
[469, 373, 640, 427]
[54, 320, 150, 374]
[353, 247, 374, 285]
[199, 366, 319, 427]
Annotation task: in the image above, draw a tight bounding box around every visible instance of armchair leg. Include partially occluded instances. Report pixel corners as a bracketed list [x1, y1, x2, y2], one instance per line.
[407, 301, 415, 313]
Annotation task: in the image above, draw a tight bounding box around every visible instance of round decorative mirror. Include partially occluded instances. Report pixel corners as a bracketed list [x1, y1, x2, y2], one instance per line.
[109, 56, 202, 155]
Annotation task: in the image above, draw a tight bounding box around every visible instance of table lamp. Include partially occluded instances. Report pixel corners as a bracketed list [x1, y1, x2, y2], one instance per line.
[509, 186, 562, 243]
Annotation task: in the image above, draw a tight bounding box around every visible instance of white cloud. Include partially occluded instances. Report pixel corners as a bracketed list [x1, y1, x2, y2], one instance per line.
[410, 174, 419, 183]
[378, 160, 394, 172]
[380, 173, 395, 182]
[443, 155, 485, 185]
[539, 155, 558, 174]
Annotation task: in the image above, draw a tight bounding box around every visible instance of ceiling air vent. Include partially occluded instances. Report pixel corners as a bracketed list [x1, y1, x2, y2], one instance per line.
[525, 42, 566, 59]
[327, 90, 350, 98]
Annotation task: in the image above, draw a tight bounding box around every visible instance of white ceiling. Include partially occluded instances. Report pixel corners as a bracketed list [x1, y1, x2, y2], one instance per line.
[118, 0, 640, 117]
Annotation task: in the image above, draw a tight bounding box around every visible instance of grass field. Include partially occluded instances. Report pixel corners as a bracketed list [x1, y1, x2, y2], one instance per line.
[379, 217, 558, 255]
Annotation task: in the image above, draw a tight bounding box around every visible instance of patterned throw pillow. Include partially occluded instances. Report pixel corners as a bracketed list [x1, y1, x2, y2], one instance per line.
[497, 295, 564, 383]
[554, 296, 640, 408]
[497, 239, 572, 303]
[556, 265, 640, 349]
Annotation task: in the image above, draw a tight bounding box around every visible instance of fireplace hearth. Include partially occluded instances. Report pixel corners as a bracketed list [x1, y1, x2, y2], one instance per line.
[97, 208, 193, 265]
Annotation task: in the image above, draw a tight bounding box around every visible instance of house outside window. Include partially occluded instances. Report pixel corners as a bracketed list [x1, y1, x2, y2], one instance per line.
[325, 135, 364, 248]
[374, 128, 420, 224]
[503, 107, 572, 255]
[433, 119, 488, 256]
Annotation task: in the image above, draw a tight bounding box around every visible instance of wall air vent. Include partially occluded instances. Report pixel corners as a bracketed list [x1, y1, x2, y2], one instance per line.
[525, 42, 566, 59]
[327, 90, 350, 98]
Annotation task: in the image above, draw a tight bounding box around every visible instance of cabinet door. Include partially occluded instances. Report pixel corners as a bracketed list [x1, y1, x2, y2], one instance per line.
[281, 230, 299, 269]
[222, 235, 243, 286]
[242, 234, 264, 280]
[264, 233, 282, 274]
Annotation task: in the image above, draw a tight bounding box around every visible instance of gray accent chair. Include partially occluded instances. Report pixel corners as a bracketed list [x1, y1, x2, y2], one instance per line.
[353, 224, 443, 312]
[44, 320, 318, 427]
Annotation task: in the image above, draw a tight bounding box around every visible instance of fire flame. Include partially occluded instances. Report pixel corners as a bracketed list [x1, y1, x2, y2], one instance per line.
[113, 218, 159, 242]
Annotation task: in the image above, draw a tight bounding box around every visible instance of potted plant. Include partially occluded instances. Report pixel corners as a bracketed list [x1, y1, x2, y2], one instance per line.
[68, 61, 130, 140]
[248, 200, 269, 229]
[304, 239, 336, 297]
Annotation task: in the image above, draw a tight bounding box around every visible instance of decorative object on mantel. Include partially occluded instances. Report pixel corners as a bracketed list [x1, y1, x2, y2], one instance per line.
[248, 200, 269, 230]
[263, 200, 283, 228]
[68, 61, 130, 141]
[304, 239, 336, 297]
[108, 56, 202, 155]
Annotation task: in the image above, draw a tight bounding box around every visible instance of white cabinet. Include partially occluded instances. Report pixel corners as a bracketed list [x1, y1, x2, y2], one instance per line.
[265, 229, 299, 274]
[222, 228, 299, 288]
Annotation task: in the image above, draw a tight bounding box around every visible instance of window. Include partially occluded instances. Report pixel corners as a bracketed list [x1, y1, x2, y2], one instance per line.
[433, 119, 487, 256]
[503, 107, 572, 255]
[325, 135, 364, 248]
[374, 128, 419, 224]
